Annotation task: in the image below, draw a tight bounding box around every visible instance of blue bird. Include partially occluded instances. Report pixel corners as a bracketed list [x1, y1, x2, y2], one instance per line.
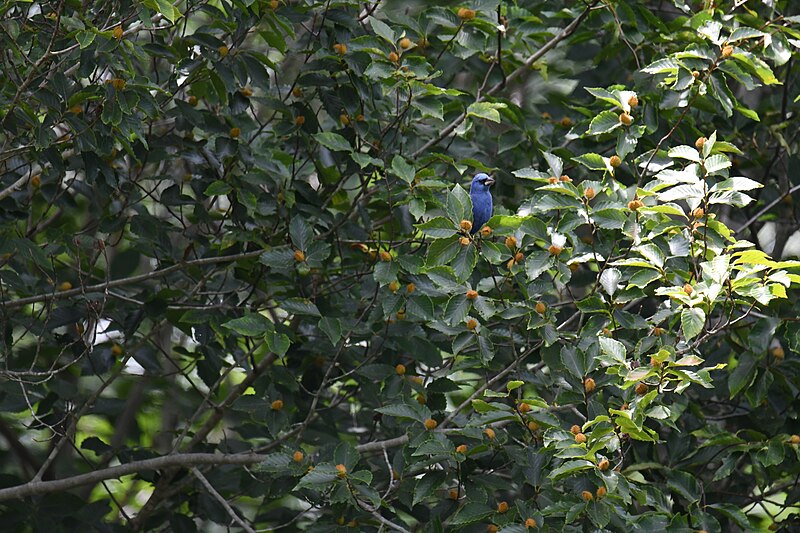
[469, 173, 495, 234]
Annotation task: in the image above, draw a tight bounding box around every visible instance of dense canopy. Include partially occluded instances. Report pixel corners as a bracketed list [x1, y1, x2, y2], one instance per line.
[1, 0, 800, 531]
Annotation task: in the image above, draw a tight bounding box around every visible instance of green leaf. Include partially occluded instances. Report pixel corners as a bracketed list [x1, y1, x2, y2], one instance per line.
[573, 153, 607, 170]
[668, 145, 701, 162]
[417, 217, 458, 238]
[447, 184, 472, 223]
[222, 314, 273, 336]
[467, 102, 506, 123]
[75, 30, 96, 49]
[681, 307, 705, 340]
[314, 132, 352, 152]
[391, 156, 415, 183]
[368, 16, 395, 43]
[588, 110, 623, 135]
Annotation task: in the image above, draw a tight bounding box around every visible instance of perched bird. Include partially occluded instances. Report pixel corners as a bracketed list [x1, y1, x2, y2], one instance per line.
[470, 173, 495, 234]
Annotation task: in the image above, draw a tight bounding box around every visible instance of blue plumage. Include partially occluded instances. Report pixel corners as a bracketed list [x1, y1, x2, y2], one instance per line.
[469, 173, 495, 234]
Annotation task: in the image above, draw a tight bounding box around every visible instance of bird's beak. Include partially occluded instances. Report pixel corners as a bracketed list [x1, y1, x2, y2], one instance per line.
[484, 177, 496, 186]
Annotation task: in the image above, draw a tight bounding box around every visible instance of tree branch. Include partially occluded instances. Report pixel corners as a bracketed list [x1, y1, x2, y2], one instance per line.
[1, 249, 264, 310]
[0, 452, 266, 502]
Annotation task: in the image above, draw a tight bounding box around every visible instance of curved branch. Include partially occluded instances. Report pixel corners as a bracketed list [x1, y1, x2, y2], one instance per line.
[0, 249, 264, 310]
[0, 452, 265, 502]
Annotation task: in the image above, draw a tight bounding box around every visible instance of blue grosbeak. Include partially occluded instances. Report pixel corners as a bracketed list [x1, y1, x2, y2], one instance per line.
[470, 173, 495, 234]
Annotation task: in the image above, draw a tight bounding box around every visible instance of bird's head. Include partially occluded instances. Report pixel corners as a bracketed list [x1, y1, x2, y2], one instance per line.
[470, 173, 495, 192]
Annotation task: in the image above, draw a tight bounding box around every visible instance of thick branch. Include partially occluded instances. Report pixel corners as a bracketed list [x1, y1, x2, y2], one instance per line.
[1, 249, 264, 310]
[0, 452, 265, 502]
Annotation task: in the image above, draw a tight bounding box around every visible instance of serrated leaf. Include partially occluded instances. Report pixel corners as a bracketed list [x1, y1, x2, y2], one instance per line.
[467, 102, 506, 123]
[447, 184, 472, 223]
[681, 307, 705, 340]
[416, 217, 458, 238]
[668, 145, 701, 162]
[588, 110, 623, 135]
[573, 153, 607, 170]
[223, 314, 272, 336]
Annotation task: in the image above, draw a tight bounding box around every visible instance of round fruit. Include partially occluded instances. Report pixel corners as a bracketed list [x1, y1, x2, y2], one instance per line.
[416, 394, 426, 404]
[395, 364, 406, 375]
[575, 432, 587, 444]
[692, 207, 704, 219]
[111, 344, 123, 356]
[721, 45, 733, 58]
[790, 434, 800, 444]
[484, 427, 496, 439]
[487, 525, 498, 533]
[627, 199, 643, 211]
[569, 263, 579, 272]
[295, 115, 305, 126]
[113, 26, 124, 40]
[535, 301, 546, 314]
[497, 501, 509, 513]
[340, 113, 350, 125]
[581, 490, 593, 501]
[598, 458, 610, 471]
[525, 518, 537, 529]
[460, 237, 471, 246]
[460, 219, 473, 232]
[424, 418, 438, 430]
[336, 463, 347, 477]
[30, 175, 41, 188]
[548, 244, 562, 256]
[653, 327, 665, 336]
[518, 402, 531, 413]
[514, 252, 524, 262]
[240, 87, 253, 97]
[59, 281, 73, 291]
[628, 95, 639, 107]
[271, 399, 284, 410]
[292, 87, 303, 98]
[584, 187, 595, 200]
[293, 451, 304, 462]
[480, 226, 493, 237]
[229, 127, 240, 138]
[449, 489, 459, 500]
[456, 444, 468, 454]
[466, 318, 478, 330]
[619, 112, 633, 126]
[548, 176, 558, 184]
[560, 117, 573, 128]
[457, 8, 476, 20]
[570, 424, 581, 435]
[294, 250, 305, 262]
[388, 281, 400, 293]
[635, 382, 649, 395]
[584, 377, 596, 393]
[406, 283, 415, 293]
[695, 136, 707, 150]
[218, 45, 229, 57]
[683, 283, 693, 295]
[505, 236, 517, 248]
[609, 155, 622, 168]
[399, 38, 412, 49]
[559, 174, 572, 183]
[527, 421, 539, 431]
[388, 51, 399, 63]
[379, 251, 392, 262]
[466, 289, 478, 300]
[334, 43, 347, 55]
[692, 70, 700, 79]
[772, 346, 785, 360]
[596, 486, 607, 499]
